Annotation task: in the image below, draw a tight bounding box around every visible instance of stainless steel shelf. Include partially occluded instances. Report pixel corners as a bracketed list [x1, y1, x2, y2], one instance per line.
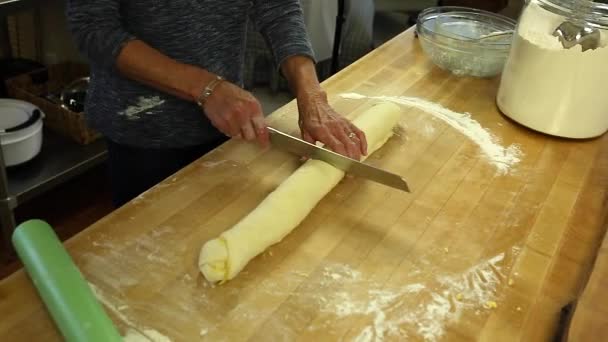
[0, 0, 37, 17]
[6, 129, 107, 206]
[1, 129, 106, 261]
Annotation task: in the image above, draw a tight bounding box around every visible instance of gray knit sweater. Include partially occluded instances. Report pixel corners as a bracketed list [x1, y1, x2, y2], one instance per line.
[66, 0, 314, 148]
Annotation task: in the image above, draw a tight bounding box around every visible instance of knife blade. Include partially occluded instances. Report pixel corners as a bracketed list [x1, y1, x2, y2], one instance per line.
[267, 127, 410, 192]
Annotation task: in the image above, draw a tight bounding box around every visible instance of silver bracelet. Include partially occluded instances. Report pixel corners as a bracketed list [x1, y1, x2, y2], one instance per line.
[196, 75, 225, 108]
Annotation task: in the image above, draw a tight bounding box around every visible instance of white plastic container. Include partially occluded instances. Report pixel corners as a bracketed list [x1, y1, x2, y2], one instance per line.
[0, 99, 44, 166]
[497, 0, 608, 139]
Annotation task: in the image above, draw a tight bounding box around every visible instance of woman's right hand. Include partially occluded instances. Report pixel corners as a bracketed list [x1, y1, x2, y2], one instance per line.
[200, 80, 269, 147]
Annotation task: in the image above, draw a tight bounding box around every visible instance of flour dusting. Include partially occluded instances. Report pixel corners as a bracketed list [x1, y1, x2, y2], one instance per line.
[341, 92, 367, 100]
[89, 283, 172, 341]
[89, 282, 134, 327]
[312, 254, 506, 342]
[150, 226, 174, 238]
[322, 263, 362, 283]
[201, 160, 229, 168]
[124, 329, 172, 342]
[423, 123, 436, 137]
[132, 193, 147, 203]
[119, 96, 165, 120]
[340, 93, 522, 174]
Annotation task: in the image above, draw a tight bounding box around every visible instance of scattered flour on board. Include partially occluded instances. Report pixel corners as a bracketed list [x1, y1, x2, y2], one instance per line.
[88, 283, 172, 342]
[340, 93, 522, 174]
[312, 254, 506, 342]
[119, 96, 166, 121]
[124, 329, 172, 342]
[132, 193, 147, 203]
[150, 226, 174, 238]
[423, 123, 436, 137]
[322, 263, 362, 283]
[201, 160, 229, 168]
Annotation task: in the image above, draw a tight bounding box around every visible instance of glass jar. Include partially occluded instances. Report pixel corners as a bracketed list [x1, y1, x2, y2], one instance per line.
[496, 0, 608, 138]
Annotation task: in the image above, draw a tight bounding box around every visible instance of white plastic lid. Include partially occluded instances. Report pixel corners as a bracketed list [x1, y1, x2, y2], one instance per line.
[0, 99, 38, 130]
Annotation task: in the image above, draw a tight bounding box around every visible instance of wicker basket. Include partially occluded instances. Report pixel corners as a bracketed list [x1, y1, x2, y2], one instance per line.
[5, 62, 101, 145]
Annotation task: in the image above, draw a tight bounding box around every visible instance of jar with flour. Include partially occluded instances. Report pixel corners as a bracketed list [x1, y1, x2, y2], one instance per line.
[497, 0, 608, 139]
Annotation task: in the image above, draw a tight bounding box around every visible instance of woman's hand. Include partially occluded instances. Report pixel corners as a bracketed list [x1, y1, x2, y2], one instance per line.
[297, 91, 368, 160]
[202, 80, 269, 147]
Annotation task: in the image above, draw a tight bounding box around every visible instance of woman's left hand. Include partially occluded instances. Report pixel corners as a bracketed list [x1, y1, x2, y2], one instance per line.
[297, 91, 368, 160]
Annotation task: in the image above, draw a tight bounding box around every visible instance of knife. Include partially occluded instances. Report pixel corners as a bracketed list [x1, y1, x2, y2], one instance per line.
[267, 127, 410, 192]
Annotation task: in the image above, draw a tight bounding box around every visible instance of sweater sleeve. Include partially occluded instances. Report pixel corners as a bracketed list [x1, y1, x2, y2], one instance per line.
[251, 0, 316, 69]
[65, 0, 136, 70]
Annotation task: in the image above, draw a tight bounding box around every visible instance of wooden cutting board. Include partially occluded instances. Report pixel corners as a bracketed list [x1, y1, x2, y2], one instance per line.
[1, 28, 608, 342]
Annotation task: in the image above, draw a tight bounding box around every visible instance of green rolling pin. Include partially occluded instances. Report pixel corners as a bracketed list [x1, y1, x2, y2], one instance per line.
[12, 219, 122, 342]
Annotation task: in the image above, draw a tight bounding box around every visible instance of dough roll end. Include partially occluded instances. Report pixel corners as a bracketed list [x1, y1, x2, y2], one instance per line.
[199, 238, 229, 283]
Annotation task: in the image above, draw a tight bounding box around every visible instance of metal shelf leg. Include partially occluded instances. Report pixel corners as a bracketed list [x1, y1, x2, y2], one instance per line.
[331, 0, 346, 74]
[0, 149, 16, 262]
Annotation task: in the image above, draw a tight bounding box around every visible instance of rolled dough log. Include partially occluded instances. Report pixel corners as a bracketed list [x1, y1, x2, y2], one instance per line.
[199, 102, 402, 283]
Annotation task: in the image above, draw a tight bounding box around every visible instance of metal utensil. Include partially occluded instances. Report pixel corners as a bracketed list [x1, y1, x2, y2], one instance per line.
[477, 30, 514, 42]
[267, 127, 410, 192]
[553, 21, 600, 51]
[60, 77, 89, 113]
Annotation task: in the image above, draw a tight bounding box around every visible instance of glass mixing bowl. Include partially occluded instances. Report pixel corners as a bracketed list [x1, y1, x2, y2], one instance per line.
[416, 7, 517, 77]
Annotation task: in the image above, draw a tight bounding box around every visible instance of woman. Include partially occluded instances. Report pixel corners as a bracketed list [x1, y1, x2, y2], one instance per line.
[66, 0, 368, 207]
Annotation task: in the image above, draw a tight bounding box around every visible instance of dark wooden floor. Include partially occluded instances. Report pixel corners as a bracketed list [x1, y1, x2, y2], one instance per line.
[1, 164, 114, 279]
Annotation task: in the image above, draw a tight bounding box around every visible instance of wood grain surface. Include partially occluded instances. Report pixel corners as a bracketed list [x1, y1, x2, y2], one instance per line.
[1, 28, 607, 342]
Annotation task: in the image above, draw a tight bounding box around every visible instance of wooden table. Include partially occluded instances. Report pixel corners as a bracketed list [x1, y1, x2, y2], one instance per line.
[1, 28, 608, 341]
